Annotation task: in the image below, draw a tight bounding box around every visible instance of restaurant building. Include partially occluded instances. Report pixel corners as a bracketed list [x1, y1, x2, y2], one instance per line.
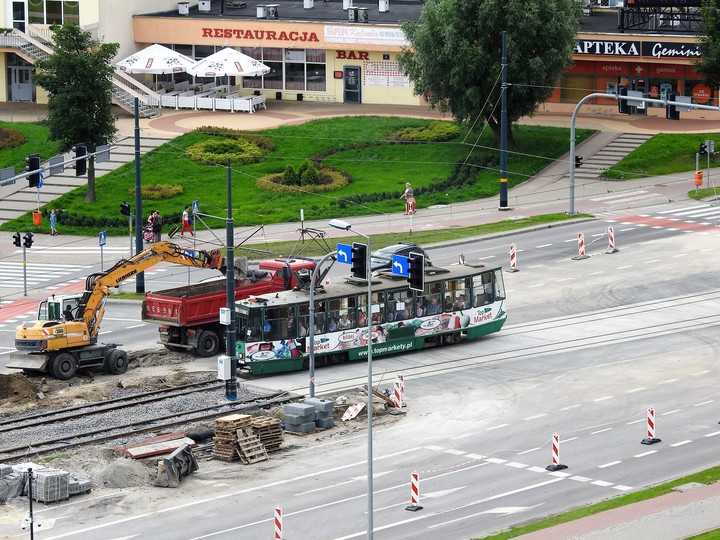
[0, 0, 715, 110]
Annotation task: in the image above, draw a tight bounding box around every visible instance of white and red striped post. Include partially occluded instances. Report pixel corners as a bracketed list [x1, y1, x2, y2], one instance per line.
[546, 432, 568, 471]
[641, 407, 661, 445]
[573, 233, 589, 260]
[605, 226, 619, 254]
[390, 375, 406, 415]
[405, 471, 423, 511]
[274, 506, 282, 540]
[507, 243, 519, 272]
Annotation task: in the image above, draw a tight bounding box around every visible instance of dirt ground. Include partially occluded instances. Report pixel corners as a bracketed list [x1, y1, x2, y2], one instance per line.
[1, 345, 399, 495]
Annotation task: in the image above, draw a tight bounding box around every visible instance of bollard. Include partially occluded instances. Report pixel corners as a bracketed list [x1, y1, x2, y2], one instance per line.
[274, 506, 282, 539]
[605, 226, 619, 254]
[545, 432, 568, 471]
[390, 375, 406, 415]
[641, 407, 661, 445]
[507, 243, 519, 272]
[405, 471, 423, 511]
[458, 252, 465, 265]
[572, 233, 589, 260]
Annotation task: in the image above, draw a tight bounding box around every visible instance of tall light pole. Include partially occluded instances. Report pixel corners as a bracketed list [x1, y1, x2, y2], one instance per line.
[308, 250, 338, 398]
[329, 218, 374, 539]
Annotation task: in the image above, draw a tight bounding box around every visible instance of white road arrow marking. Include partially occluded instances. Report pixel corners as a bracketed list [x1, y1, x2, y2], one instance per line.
[481, 504, 543, 515]
[423, 487, 466, 499]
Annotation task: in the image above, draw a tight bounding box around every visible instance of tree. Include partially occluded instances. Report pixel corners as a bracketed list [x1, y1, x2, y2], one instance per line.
[397, 0, 579, 147]
[695, 0, 720, 90]
[33, 24, 119, 203]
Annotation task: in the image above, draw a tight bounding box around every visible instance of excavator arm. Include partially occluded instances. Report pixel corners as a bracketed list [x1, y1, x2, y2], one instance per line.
[78, 242, 224, 337]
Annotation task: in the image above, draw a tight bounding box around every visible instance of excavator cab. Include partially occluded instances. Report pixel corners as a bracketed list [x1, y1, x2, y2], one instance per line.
[37, 294, 82, 321]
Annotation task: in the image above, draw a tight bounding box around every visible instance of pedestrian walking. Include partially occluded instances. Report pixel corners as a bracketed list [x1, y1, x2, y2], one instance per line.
[49, 209, 59, 235]
[151, 210, 163, 243]
[180, 205, 195, 237]
[400, 182, 416, 215]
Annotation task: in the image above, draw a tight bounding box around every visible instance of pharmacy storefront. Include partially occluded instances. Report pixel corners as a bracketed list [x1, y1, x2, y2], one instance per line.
[133, 17, 418, 105]
[553, 35, 714, 108]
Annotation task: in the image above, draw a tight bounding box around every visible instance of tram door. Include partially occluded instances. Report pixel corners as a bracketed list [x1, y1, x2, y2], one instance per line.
[10, 67, 33, 102]
[343, 66, 361, 104]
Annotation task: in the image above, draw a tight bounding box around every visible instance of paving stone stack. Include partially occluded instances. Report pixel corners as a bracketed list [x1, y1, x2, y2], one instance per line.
[305, 397, 335, 429]
[213, 414, 252, 461]
[283, 402, 317, 433]
[31, 469, 70, 503]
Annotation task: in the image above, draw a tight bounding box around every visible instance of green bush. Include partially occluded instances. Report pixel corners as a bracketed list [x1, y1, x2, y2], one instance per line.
[193, 126, 276, 151]
[186, 138, 265, 166]
[133, 184, 184, 200]
[258, 168, 349, 193]
[0, 127, 26, 150]
[394, 121, 461, 142]
[301, 164, 320, 186]
[281, 165, 299, 185]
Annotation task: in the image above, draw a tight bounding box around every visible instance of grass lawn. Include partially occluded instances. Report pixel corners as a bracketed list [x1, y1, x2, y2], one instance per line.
[602, 133, 719, 180]
[1, 117, 593, 236]
[0, 120, 60, 169]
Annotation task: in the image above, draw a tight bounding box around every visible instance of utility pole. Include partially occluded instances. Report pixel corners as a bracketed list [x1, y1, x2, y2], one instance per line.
[225, 159, 238, 401]
[499, 30, 509, 210]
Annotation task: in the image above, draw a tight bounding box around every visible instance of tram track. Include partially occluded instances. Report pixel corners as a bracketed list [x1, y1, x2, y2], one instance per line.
[0, 381, 298, 465]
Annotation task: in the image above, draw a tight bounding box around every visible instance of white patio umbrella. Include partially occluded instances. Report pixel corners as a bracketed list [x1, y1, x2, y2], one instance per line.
[187, 47, 270, 96]
[115, 43, 196, 74]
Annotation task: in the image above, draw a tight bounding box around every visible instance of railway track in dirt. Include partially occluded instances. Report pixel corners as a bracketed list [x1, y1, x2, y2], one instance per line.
[0, 379, 299, 464]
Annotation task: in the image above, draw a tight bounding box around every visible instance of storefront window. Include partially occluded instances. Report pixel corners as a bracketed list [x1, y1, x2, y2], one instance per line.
[238, 47, 326, 93]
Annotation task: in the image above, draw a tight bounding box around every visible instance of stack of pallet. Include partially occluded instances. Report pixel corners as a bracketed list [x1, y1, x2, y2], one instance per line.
[213, 414, 252, 462]
[235, 428, 269, 464]
[251, 416, 284, 452]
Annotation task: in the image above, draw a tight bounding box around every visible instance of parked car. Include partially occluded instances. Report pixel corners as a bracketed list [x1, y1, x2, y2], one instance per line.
[370, 243, 432, 272]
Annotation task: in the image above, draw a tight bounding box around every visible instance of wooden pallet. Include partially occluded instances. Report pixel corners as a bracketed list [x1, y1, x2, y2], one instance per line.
[235, 430, 268, 464]
[213, 414, 253, 461]
[251, 417, 284, 451]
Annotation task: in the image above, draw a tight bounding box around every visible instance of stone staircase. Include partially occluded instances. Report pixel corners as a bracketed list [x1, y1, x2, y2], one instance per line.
[0, 136, 170, 226]
[574, 133, 653, 181]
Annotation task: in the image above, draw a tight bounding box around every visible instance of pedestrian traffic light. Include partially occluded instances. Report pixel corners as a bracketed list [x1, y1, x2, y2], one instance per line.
[25, 153, 40, 187]
[407, 252, 425, 292]
[23, 232, 34, 248]
[120, 201, 131, 216]
[575, 155, 583, 168]
[13, 232, 21, 247]
[666, 92, 680, 121]
[618, 86, 629, 114]
[350, 242, 368, 280]
[73, 143, 87, 176]
[699, 142, 708, 156]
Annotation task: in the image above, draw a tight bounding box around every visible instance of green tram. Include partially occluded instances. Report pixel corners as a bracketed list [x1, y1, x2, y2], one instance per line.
[235, 263, 507, 375]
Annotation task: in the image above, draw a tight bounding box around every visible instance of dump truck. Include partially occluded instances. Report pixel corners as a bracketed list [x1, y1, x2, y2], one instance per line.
[141, 257, 318, 357]
[9, 242, 224, 380]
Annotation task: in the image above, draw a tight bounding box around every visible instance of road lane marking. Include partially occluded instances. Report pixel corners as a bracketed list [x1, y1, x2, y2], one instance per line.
[591, 428, 612, 435]
[598, 461, 621, 468]
[634, 450, 658, 458]
[670, 440, 692, 447]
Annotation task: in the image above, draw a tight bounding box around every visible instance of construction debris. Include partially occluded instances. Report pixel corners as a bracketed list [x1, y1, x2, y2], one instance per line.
[155, 444, 199, 488]
[213, 414, 252, 462]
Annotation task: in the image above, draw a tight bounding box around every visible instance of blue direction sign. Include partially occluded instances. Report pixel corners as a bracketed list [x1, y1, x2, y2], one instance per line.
[337, 243, 352, 265]
[98, 231, 107, 246]
[192, 200, 199, 214]
[37, 172, 44, 189]
[392, 255, 409, 277]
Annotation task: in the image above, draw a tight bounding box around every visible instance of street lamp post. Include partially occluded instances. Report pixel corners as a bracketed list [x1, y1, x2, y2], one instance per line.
[308, 250, 338, 398]
[329, 219, 373, 539]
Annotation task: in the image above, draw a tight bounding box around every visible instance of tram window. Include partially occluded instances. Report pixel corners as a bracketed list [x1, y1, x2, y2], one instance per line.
[265, 307, 290, 340]
[386, 290, 404, 322]
[493, 269, 506, 300]
[314, 301, 326, 333]
[371, 292, 385, 324]
[473, 273, 493, 306]
[444, 278, 471, 311]
[423, 282, 442, 315]
[298, 304, 309, 338]
[247, 312, 262, 342]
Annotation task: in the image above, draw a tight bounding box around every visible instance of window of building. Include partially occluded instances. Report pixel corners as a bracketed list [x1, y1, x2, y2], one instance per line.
[240, 47, 326, 92]
[27, 0, 78, 25]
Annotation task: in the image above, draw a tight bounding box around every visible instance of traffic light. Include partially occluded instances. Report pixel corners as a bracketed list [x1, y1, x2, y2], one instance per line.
[700, 142, 707, 156]
[25, 153, 41, 187]
[575, 155, 583, 168]
[73, 143, 87, 176]
[618, 86, 629, 114]
[350, 242, 368, 280]
[13, 232, 21, 247]
[666, 92, 680, 121]
[120, 201, 131, 216]
[407, 252, 425, 292]
[23, 232, 34, 248]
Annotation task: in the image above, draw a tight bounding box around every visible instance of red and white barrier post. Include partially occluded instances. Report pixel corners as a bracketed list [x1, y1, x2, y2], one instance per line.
[405, 471, 423, 512]
[641, 407, 661, 445]
[508, 243, 519, 272]
[605, 226, 619, 254]
[572, 233, 589, 260]
[545, 432, 568, 471]
[390, 375, 406, 416]
[274, 506, 282, 539]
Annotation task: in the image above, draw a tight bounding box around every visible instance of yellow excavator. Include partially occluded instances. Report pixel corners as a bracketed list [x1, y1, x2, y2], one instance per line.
[9, 242, 224, 380]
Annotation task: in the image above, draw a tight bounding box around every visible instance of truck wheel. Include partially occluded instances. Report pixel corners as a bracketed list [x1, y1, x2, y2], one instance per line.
[104, 349, 129, 375]
[51, 352, 78, 380]
[196, 330, 220, 357]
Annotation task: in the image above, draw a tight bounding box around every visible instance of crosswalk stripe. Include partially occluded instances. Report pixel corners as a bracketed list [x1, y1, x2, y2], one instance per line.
[657, 204, 712, 215]
[590, 190, 649, 202]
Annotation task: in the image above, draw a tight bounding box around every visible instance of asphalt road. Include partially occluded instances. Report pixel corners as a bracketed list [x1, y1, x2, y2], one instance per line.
[1, 204, 719, 539]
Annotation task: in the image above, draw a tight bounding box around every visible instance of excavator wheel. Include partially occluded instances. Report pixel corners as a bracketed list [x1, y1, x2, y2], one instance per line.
[51, 352, 78, 380]
[195, 330, 220, 357]
[104, 349, 129, 375]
